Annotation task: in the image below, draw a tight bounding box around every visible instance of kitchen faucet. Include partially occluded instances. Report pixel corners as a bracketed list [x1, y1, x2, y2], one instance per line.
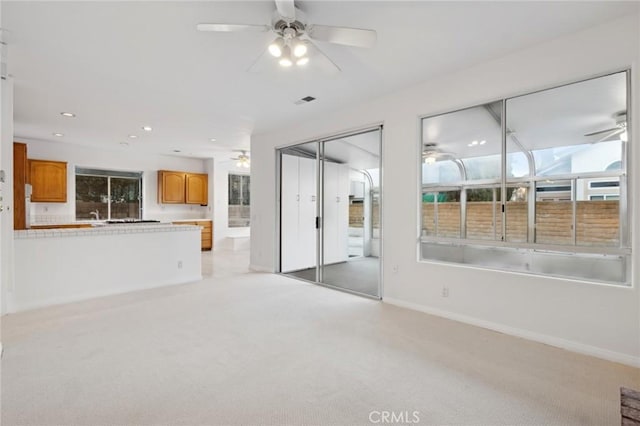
[89, 210, 100, 220]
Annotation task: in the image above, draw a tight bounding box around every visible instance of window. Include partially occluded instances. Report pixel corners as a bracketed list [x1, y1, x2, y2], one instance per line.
[75, 168, 142, 220]
[229, 174, 250, 227]
[420, 71, 630, 285]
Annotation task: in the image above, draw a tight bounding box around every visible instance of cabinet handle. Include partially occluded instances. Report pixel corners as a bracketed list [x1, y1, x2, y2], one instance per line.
[311, 195, 316, 202]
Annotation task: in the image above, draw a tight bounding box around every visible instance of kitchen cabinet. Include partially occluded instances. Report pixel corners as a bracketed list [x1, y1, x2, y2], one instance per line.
[29, 159, 67, 203]
[30, 223, 93, 230]
[172, 220, 212, 250]
[158, 171, 186, 204]
[158, 170, 208, 205]
[13, 143, 28, 230]
[186, 173, 208, 205]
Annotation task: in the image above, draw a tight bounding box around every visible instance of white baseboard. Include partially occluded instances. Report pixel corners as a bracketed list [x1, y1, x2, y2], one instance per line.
[384, 297, 640, 368]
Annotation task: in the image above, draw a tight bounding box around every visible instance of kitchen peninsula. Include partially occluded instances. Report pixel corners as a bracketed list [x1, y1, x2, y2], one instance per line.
[10, 223, 202, 313]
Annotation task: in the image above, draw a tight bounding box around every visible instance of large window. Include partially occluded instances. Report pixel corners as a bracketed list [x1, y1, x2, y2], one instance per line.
[76, 168, 142, 220]
[229, 174, 250, 227]
[420, 71, 630, 285]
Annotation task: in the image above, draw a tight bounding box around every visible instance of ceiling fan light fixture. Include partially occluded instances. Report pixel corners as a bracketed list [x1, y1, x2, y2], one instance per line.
[279, 46, 293, 67]
[268, 37, 285, 57]
[296, 56, 309, 66]
[292, 40, 307, 58]
[279, 57, 293, 67]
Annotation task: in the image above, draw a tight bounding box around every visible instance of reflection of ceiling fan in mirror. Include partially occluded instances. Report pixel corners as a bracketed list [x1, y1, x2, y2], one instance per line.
[197, 0, 376, 72]
[232, 150, 251, 168]
[584, 111, 628, 143]
[422, 143, 454, 164]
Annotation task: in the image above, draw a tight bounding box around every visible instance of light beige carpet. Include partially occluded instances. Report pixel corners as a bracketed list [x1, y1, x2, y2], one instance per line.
[1, 250, 639, 425]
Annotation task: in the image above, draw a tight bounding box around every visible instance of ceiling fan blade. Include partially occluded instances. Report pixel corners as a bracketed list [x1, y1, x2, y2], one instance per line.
[275, 0, 296, 21]
[593, 128, 623, 143]
[584, 127, 619, 137]
[307, 25, 376, 48]
[197, 23, 270, 32]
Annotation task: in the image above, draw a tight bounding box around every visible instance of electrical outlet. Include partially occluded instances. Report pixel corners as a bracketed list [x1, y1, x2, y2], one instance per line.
[177, 261, 183, 269]
[442, 286, 449, 297]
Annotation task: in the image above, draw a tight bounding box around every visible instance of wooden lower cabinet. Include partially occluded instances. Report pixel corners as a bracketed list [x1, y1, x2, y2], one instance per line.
[30, 223, 93, 230]
[172, 220, 212, 251]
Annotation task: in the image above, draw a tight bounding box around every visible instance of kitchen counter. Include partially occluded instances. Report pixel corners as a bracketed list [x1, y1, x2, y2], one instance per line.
[16, 223, 189, 239]
[10, 223, 202, 312]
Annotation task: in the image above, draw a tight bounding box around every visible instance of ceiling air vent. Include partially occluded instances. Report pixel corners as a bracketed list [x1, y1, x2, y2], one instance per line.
[294, 96, 316, 105]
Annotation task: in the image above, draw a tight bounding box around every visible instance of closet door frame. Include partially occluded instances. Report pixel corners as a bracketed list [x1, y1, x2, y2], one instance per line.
[275, 124, 383, 299]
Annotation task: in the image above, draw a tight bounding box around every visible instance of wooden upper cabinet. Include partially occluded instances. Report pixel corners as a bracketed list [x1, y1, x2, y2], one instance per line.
[158, 171, 186, 203]
[13, 143, 28, 229]
[29, 159, 67, 203]
[186, 173, 208, 205]
[158, 170, 208, 205]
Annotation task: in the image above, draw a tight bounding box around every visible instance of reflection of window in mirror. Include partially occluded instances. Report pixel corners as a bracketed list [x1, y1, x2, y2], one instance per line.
[228, 174, 250, 227]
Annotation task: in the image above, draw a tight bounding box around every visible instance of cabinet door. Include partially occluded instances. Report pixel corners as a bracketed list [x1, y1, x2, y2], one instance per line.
[337, 164, 350, 262]
[322, 161, 339, 264]
[280, 154, 300, 272]
[197, 220, 213, 250]
[13, 143, 27, 229]
[29, 160, 67, 202]
[186, 173, 208, 205]
[298, 157, 318, 270]
[158, 171, 185, 203]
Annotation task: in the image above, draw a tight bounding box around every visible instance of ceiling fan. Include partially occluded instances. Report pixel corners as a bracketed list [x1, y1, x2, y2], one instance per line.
[197, 0, 377, 71]
[232, 150, 251, 168]
[422, 143, 454, 164]
[584, 111, 628, 143]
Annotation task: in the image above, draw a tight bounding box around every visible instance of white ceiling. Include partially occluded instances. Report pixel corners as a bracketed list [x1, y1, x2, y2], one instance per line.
[4, 1, 637, 159]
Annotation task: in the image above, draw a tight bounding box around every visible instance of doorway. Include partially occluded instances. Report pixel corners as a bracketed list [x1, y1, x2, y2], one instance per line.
[277, 127, 382, 298]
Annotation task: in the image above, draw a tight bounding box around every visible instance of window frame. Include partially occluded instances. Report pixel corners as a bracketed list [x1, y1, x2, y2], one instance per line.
[417, 70, 632, 284]
[228, 172, 250, 227]
[75, 167, 143, 221]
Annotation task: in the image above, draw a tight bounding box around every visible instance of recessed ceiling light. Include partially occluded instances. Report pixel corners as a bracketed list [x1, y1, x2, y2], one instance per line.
[128, 135, 138, 139]
[60, 112, 76, 118]
[52, 132, 64, 137]
[142, 126, 152, 132]
[479, 140, 486, 145]
[210, 138, 217, 142]
[120, 141, 129, 147]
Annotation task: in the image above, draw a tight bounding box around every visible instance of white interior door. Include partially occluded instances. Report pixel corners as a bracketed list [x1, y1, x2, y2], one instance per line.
[298, 156, 317, 270]
[280, 154, 300, 272]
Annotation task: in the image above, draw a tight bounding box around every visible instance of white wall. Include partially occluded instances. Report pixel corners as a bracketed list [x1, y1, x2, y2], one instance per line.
[20, 138, 211, 223]
[11, 226, 201, 312]
[0, 0, 12, 317]
[251, 15, 640, 365]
